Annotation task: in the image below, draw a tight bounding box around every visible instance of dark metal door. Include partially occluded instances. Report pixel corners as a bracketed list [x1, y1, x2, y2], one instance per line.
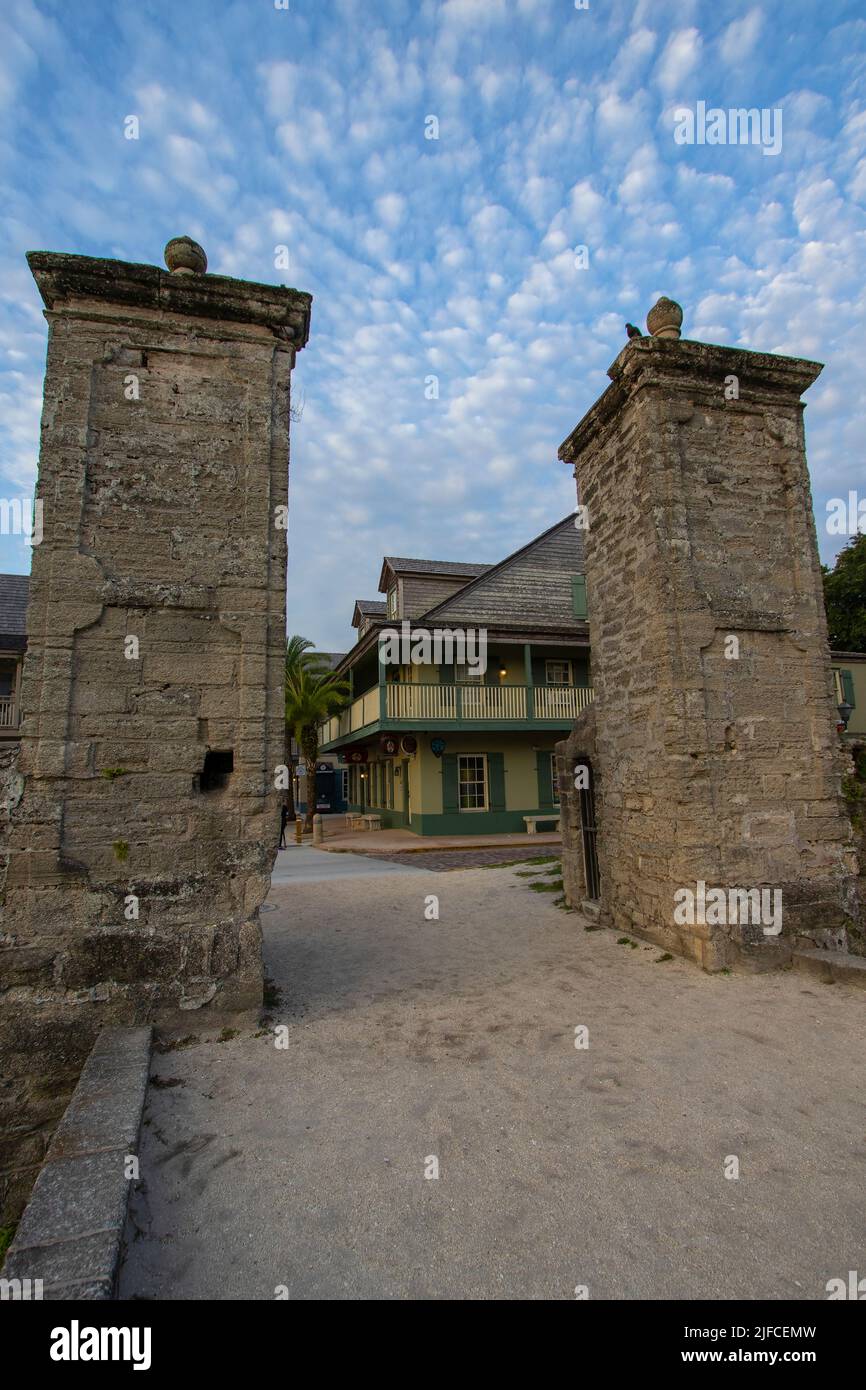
[579, 769, 600, 901]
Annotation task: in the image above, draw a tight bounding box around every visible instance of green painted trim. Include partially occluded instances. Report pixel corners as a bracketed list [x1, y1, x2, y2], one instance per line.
[488, 750, 506, 812]
[377, 640, 387, 722]
[317, 693, 595, 752]
[524, 643, 534, 719]
[536, 750, 554, 810]
[572, 574, 588, 618]
[442, 753, 458, 813]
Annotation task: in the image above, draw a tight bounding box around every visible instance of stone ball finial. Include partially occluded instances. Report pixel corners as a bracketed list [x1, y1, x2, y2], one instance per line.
[646, 296, 683, 339]
[164, 236, 207, 275]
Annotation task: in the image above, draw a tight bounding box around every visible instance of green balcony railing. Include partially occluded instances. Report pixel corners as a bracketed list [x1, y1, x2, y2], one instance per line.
[318, 683, 593, 746]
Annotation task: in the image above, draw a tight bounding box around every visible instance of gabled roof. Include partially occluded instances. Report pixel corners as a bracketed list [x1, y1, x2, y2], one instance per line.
[378, 556, 492, 592]
[352, 599, 386, 628]
[312, 651, 347, 670]
[419, 515, 584, 630]
[0, 573, 29, 645]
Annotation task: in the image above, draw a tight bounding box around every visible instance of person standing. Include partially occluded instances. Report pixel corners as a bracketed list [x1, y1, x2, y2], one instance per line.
[279, 802, 289, 849]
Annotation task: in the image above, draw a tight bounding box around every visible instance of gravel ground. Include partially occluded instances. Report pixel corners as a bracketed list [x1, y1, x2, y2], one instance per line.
[119, 863, 866, 1301]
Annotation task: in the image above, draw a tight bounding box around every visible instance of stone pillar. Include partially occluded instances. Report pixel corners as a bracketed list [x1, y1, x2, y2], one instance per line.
[557, 306, 858, 971]
[0, 240, 310, 1219]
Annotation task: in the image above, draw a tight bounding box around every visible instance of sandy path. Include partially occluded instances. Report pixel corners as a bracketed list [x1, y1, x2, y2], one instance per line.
[119, 862, 866, 1300]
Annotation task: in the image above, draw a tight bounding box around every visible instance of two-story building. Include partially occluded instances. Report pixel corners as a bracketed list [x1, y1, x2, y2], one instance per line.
[317, 515, 593, 834]
[0, 573, 28, 740]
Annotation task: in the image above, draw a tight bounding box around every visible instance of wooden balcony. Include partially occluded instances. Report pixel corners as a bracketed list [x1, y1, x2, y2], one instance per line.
[318, 682, 593, 748]
[0, 698, 20, 733]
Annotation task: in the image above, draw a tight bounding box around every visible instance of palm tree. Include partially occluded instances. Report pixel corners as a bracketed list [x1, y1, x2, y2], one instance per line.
[285, 638, 349, 833]
[284, 636, 319, 822]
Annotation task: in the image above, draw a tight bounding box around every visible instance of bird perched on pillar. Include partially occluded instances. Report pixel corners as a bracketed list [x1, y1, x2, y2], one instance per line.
[625, 323, 643, 340]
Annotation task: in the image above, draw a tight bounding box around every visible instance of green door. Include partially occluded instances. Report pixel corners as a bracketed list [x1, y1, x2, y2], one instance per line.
[402, 758, 411, 825]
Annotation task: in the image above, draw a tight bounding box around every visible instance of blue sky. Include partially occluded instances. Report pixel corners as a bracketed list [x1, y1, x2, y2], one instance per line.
[1, 0, 864, 649]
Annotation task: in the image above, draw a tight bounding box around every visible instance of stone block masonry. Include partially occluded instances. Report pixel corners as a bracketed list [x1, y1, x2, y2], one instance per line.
[557, 311, 859, 971]
[0, 242, 311, 1221]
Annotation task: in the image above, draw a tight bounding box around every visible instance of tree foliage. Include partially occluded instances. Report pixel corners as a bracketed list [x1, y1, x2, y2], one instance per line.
[284, 638, 349, 830]
[822, 534, 866, 653]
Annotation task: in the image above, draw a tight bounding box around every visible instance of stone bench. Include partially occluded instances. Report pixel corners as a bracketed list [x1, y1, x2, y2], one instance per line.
[346, 813, 382, 831]
[523, 814, 561, 834]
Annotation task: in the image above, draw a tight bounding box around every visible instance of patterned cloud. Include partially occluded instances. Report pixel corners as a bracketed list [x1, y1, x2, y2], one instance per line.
[0, 0, 863, 646]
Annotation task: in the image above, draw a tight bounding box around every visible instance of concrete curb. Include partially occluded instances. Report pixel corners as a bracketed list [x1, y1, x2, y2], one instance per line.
[793, 948, 866, 989]
[1, 1025, 152, 1300]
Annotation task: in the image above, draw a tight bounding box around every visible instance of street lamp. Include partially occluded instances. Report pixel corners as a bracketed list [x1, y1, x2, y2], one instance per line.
[837, 700, 853, 732]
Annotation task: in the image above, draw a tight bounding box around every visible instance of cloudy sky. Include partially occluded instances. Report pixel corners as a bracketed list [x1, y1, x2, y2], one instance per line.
[1, 0, 864, 648]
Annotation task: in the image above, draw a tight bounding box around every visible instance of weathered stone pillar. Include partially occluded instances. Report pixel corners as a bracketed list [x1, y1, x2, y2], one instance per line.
[557, 308, 858, 971]
[0, 240, 310, 1218]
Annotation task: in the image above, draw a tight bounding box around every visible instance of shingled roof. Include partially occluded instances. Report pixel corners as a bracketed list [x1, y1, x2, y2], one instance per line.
[354, 597, 389, 625]
[353, 597, 386, 631]
[378, 557, 492, 591]
[0, 573, 29, 648]
[419, 515, 585, 631]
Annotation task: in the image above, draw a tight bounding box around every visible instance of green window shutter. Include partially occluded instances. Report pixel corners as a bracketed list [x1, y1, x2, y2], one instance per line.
[488, 751, 506, 812]
[842, 670, 856, 708]
[572, 574, 588, 619]
[442, 754, 458, 812]
[536, 751, 554, 809]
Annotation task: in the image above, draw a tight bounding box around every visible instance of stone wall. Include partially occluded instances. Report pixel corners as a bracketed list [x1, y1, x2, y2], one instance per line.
[0, 246, 311, 1221]
[843, 741, 866, 955]
[557, 327, 859, 971]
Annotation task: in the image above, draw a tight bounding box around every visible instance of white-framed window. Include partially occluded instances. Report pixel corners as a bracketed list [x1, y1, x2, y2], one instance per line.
[550, 752, 560, 805]
[340, 769, 349, 802]
[832, 669, 844, 703]
[545, 659, 573, 686]
[458, 753, 488, 811]
[387, 586, 398, 618]
[456, 664, 484, 682]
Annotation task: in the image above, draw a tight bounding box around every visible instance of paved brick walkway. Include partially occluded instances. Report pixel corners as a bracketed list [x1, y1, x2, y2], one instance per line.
[348, 846, 562, 871]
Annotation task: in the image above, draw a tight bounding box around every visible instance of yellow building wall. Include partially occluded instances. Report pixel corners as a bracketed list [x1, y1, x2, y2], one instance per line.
[831, 659, 866, 737]
[410, 733, 558, 816]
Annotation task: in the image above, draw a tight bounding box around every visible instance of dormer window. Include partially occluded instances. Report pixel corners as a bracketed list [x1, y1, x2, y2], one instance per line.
[386, 586, 397, 619]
